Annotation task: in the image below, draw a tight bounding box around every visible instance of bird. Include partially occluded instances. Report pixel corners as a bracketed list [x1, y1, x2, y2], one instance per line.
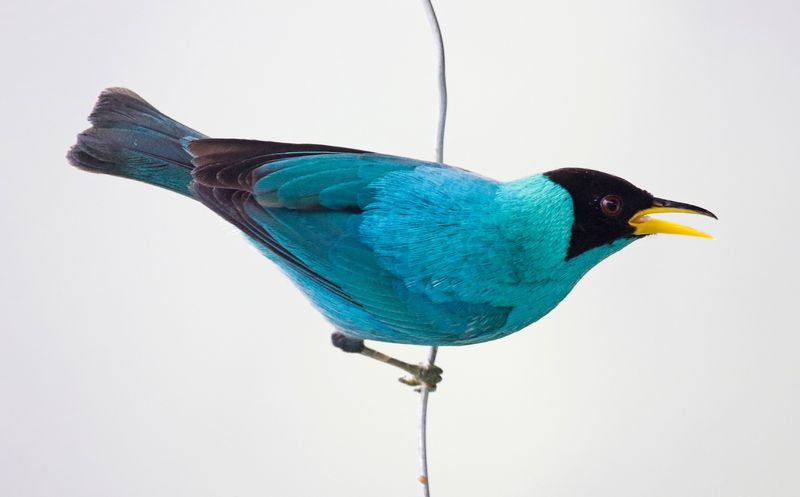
[68, 88, 716, 389]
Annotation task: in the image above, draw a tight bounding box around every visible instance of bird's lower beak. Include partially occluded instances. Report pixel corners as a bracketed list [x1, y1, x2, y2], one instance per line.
[628, 198, 717, 238]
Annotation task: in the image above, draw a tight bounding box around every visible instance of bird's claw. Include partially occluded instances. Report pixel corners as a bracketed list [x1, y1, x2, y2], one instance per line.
[399, 364, 443, 391]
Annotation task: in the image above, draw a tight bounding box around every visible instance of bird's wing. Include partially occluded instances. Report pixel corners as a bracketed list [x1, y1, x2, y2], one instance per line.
[187, 139, 394, 307]
[188, 139, 512, 343]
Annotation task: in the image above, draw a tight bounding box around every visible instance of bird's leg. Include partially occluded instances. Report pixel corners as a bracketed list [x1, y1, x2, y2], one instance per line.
[361, 347, 444, 391]
[331, 332, 443, 391]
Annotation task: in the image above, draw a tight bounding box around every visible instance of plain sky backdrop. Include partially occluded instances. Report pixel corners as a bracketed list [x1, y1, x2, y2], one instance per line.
[1, 1, 798, 496]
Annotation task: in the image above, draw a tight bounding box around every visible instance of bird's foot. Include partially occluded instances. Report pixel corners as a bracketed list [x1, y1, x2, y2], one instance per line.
[399, 363, 444, 392]
[331, 332, 444, 391]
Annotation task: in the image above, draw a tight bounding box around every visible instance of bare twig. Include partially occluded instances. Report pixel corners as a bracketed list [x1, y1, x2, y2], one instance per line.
[418, 345, 438, 496]
[421, 0, 447, 165]
[418, 1, 447, 496]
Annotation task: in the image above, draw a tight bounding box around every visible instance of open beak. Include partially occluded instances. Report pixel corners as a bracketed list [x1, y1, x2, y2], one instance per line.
[629, 197, 717, 238]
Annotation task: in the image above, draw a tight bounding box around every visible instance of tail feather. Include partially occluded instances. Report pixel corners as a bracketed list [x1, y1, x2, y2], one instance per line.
[67, 88, 206, 196]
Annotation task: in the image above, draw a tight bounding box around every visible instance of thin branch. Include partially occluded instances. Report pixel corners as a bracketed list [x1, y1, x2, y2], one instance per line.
[418, 1, 447, 496]
[418, 345, 438, 496]
[421, 0, 448, 165]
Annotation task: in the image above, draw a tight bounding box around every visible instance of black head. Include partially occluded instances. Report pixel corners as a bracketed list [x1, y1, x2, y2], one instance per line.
[544, 168, 716, 260]
[545, 168, 651, 259]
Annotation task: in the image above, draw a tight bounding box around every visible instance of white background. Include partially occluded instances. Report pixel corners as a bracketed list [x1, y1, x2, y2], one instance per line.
[1, 1, 798, 496]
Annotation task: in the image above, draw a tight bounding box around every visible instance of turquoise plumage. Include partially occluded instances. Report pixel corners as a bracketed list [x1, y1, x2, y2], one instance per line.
[68, 88, 714, 355]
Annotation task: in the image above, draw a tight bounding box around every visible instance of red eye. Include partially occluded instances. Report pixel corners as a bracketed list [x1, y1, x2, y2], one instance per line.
[600, 195, 623, 216]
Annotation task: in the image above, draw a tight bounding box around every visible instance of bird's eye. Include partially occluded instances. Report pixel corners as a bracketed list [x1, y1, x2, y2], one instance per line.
[600, 195, 623, 216]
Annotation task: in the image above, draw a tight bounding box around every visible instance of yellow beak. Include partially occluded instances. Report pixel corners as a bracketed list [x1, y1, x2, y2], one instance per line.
[628, 198, 717, 238]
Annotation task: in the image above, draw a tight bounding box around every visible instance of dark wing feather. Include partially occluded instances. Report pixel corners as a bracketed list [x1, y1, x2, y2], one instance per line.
[189, 138, 367, 191]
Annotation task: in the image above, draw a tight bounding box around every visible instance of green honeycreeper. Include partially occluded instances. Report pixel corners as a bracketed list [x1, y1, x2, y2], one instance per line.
[68, 88, 716, 388]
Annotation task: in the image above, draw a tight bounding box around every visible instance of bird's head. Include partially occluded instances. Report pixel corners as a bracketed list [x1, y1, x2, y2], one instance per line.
[544, 168, 717, 260]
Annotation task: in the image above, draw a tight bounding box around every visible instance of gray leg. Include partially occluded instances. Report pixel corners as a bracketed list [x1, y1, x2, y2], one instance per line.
[331, 332, 443, 390]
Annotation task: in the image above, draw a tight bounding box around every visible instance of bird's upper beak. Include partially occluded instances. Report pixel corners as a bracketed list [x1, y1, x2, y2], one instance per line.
[628, 197, 717, 238]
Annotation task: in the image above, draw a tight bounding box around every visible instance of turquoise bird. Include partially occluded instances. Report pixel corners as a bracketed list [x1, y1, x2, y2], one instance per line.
[68, 88, 716, 388]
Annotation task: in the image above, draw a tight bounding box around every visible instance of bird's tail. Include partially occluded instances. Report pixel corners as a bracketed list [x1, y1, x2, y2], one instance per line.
[67, 88, 207, 197]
